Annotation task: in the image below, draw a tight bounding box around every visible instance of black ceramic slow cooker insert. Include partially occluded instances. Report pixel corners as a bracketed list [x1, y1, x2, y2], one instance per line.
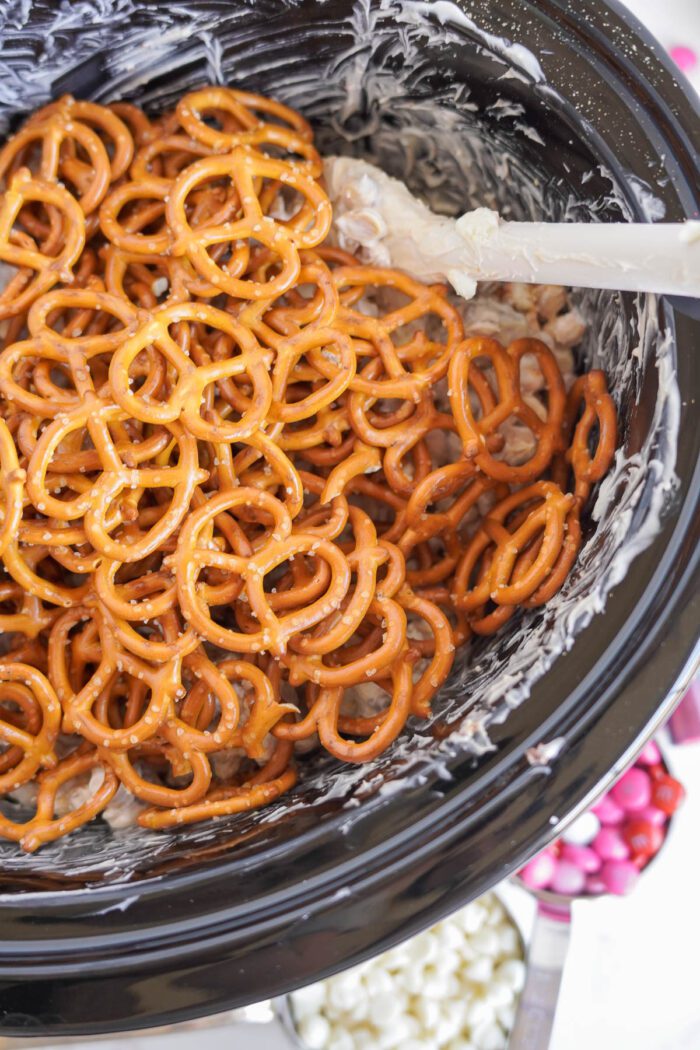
[0, 0, 698, 1037]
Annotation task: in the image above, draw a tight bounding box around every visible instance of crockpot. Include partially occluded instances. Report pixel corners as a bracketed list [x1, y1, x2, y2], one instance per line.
[0, 0, 698, 1037]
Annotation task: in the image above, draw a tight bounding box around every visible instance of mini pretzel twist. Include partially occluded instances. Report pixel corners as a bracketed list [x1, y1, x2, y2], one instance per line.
[448, 336, 566, 481]
[26, 402, 207, 563]
[1, 99, 116, 215]
[108, 300, 273, 441]
[452, 482, 575, 613]
[0, 417, 25, 558]
[162, 148, 332, 296]
[0, 169, 85, 318]
[0, 663, 61, 796]
[19, 747, 120, 853]
[176, 86, 322, 173]
[333, 265, 464, 399]
[176, 488, 352, 656]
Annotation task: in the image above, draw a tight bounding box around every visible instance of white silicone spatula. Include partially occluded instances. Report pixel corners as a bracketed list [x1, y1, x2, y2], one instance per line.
[325, 156, 700, 300]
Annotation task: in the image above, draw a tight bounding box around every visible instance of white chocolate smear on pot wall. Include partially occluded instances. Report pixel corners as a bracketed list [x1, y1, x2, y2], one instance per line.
[0, 0, 680, 876]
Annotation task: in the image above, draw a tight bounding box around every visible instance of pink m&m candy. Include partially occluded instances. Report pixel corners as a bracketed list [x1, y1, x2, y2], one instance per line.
[592, 794, 624, 825]
[560, 843, 602, 874]
[600, 860, 639, 896]
[638, 805, 667, 827]
[520, 851, 557, 890]
[550, 860, 586, 897]
[593, 828, 630, 862]
[610, 768, 652, 812]
[670, 45, 698, 73]
[585, 875, 607, 896]
[636, 741, 661, 766]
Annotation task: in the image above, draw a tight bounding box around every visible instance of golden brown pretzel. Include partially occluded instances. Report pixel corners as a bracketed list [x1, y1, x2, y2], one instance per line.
[0, 663, 61, 797]
[1, 101, 114, 214]
[163, 148, 332, 296]
[176, 86, 322, 173]
[0, 169, 85, 319]
[448, 336, 566, 482]
[20, 746, 120, 853]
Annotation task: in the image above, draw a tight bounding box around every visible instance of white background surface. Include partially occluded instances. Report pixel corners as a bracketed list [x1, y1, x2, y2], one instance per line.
[622, 0, 700, 95]
[2, 3, 698, 1049]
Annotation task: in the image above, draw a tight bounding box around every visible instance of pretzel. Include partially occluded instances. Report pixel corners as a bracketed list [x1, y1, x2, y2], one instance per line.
[270, 326, 356, 424]
[274, 661, 413, 763]
[1, 102, 113, 214]
[0, 86, 618, 850]
[0, 681, 42, 782]
[163, 148, 332, 296]
[102, 245, 192, 308]
[138, 747, 297, 828]
[50, 607, 183, 750]
[0, 663, 61, 796]
[26, 403, 206, 562]
[102, 740, 212, 808]
[0, 582, 56, 638]
[448, 336, 567, 482]
[24, 95, 134, 187]
[176, 86, 322, 174]
[176, 488, 352, 656]
[0, 169, 85, 318]
[108, 301, 273, 440]
[170, 652, 297, 757]
[109, 101, 154, 147]
[554, 370, 618, 502]
[20, 746, 120, 852]
[0, 417, 25, 558]
[2, 541, 93, 608]
[451, 482, 575, 612]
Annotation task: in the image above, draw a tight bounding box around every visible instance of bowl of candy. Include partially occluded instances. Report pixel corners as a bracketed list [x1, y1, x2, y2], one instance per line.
[509, 740, 686, 1047]
[0, 0, 698, 1037]
[519, 740, 685, 900]
[287, 891, 527, 1050]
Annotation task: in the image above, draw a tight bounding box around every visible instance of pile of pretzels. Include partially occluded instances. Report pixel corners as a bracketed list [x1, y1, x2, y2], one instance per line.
[0, 87, 616, 851]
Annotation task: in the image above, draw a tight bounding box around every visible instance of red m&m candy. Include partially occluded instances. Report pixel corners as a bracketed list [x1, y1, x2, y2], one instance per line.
[650, 774, 685, 815]
[622, 818, 663, 859]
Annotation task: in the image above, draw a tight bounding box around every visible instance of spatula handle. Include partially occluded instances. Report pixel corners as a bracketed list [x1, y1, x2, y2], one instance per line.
[507, 900, 572, 1050]
[457, 212, 700, 296]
